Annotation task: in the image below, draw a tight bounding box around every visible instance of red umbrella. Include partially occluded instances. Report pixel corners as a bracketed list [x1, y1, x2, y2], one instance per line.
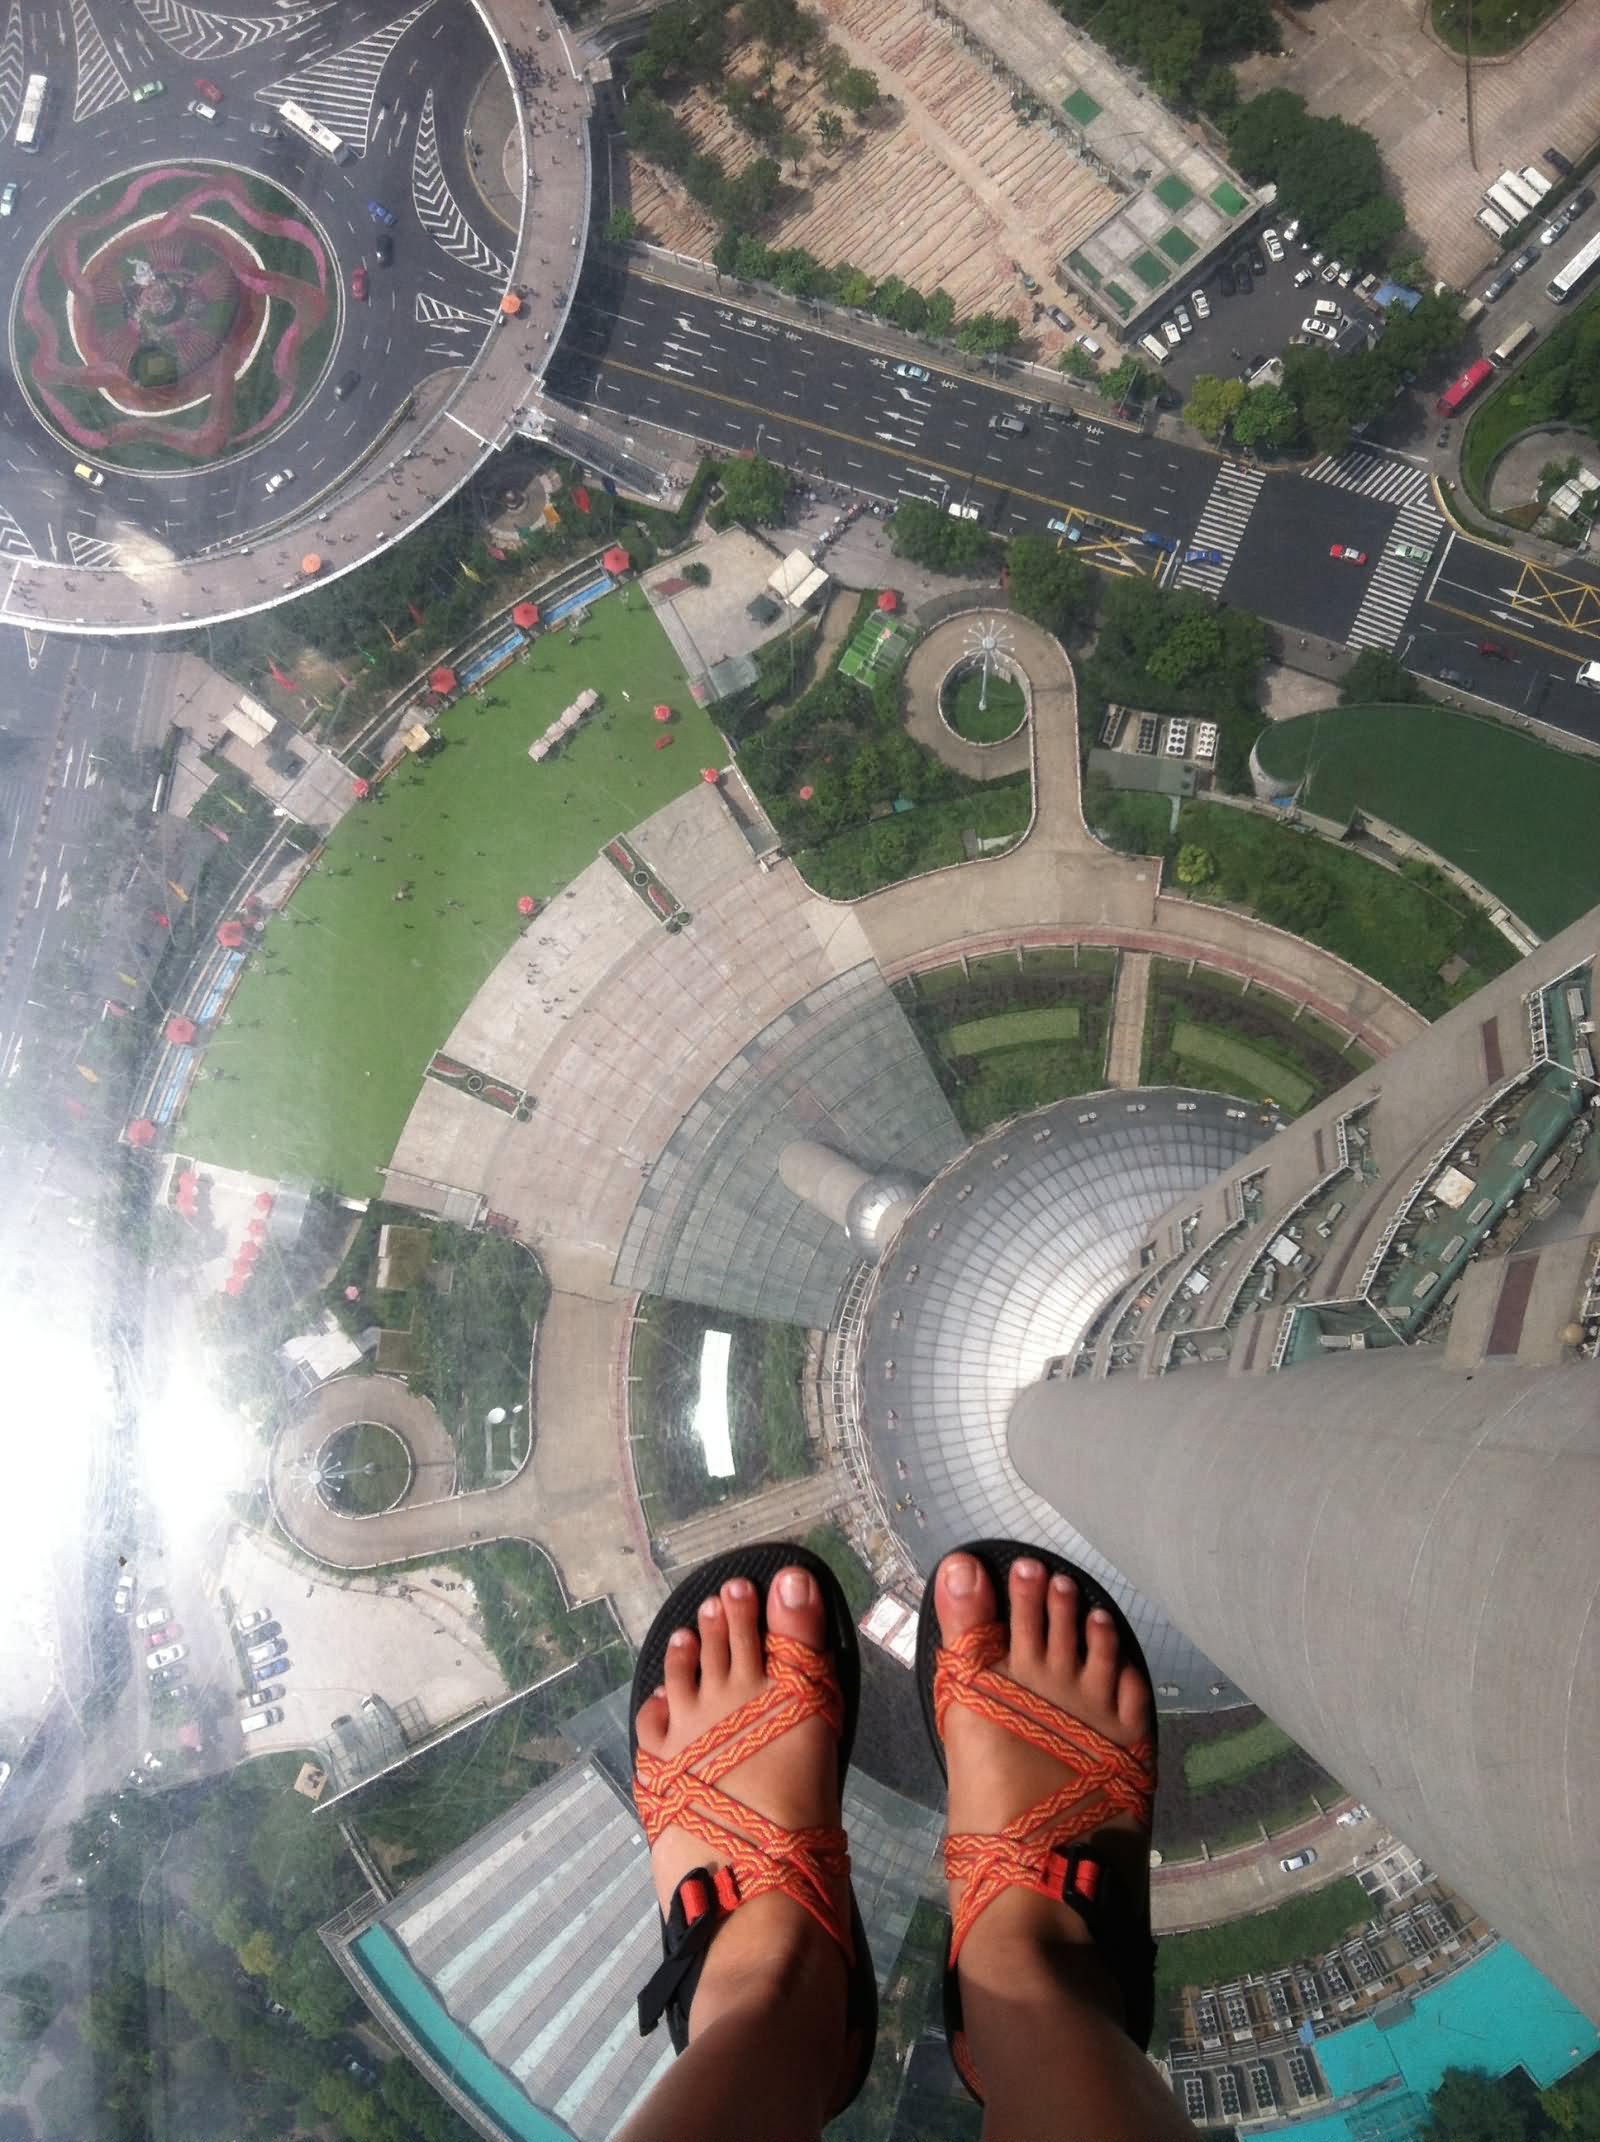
[224, 1274, 246, 1296]
[653, 735, 674, 750]
[512, 602, 539, 630]
[254, 1191, 275, 1212]
[165, 1016, 196, 1046]
[701, 767, 720, 784]
[127, 1119, 156, 1147]
[216, 920, 245, 950]
[177, 1169, 198, 1190]
[352, 777, 371, 800]
[344, 1284, 361, 1302]
[798, 785, 815, 802]
[652, 704, 672, 724]
[877, 589, 898, 612]
[429, 666, 457, 696]
[602, 545, 630, 576]
[517, 894, 536, 916]
[237, 1240, 260, 1263]
[247, 1217, 267, 1238]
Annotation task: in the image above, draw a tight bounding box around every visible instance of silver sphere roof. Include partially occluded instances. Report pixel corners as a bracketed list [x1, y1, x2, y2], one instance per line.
[855, 1090, 1271, 1709]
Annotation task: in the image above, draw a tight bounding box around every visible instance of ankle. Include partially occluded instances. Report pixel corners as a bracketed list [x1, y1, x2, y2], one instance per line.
[689, 1891, 848, 2041]
[957, 1892, 1125, 2025]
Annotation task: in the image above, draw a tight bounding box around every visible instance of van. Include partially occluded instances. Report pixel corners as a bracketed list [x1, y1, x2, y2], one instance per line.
[946, 499, 980, 520]
[987, 413, 1027, 436]
[1137, 332, 1170, 366]
[1313, 298, 1340, 318]
[239, 1708, 282, 1735]
[1075, 333, 1102, 359]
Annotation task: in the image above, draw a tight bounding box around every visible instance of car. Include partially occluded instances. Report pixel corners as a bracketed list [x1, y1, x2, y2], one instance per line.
[1509, 246, 1537, 275]
[1482, 273, 1514, 303]
[1217, 260, 1237, 297]
[1539, 213, 1571, 246]
[334, 369, 360, 400]
[1309, 250, 1326, 270]
[134, 1604, 169, 1629]
[1293, 266, 1314, 287]
[0, 179, 16, 218]
[366, 200, 396, 226]
[235, 1607, 271, 1632]
[1162, 319, 1180, 348]
[131, 79, 163, 101]
[343, 2059, 377, 2088]
[1320, 258, 1342, 283]
[262, 468, 294, 495]
[73, 462, 105, 486]
[250, 119, 281, 140]
[1392, 540, 1431, 563]
[1046, 517, 1071, 535]
[1184, 547, 1224, 566]
[1301, 317, 1339, 340]
[1477, 640, 1512, 660]
[351, 264, 368, 300]
[1190, 288, 1210, 320]
[1174, 304, 1193, 335]
[245, 1687, 279, 1709]
[1576, 659, 1600, 689]
[1336, 1804, 1371, 1827]
[194, 77, 223, 103]
[987, 412, 1026, 435]
[374, 232, 393, 266]
[252, 1657, 288, 1682]
[0, 1760, 11, 1793]
[1046, 304, 1072, 331]
[1436, 428, 1451, 447]
[1280, 215, 1301, 242]
[113, 1577, 133, 1614]
[891, 362, 929, 381]
[1280, 1850, 1317, 1874]
[1234, 259, 1252, 294]
[247, 1636, 287, 1664]
[1263, 228, 1285, 263]
[1570, 187, 1595, 216]
[147, 1643, 186, 1670]
[186, 99, 218, 122]
[1546, 146, 1573, 176]
[1248, 245, 1266, 276]
[1437, 666, 1469, 686]
[144, 1624, 175, 1647]
[1337, 264, 1355, 286]
[1329, 544, 1367, 565]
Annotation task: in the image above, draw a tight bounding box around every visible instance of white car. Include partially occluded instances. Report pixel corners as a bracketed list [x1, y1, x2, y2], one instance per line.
[1280, 216, 1300, 242]
[1293, 266, 1314, 287]
[0, 1760, 11, 1793]
[0, 181, 16, 218]
[1162, 319, 1180, 347]
[186, 98, 219, 122]
[235, 1607, 272, 1632]
[264, 468, 294, 494]
[1174, 305, 1193, 335]
[134, 1605, 169, 1630]
[146, 1643, 186, 1670]
[1336, 1805, 1370, 1827]
[113, 1578, 133, 1615]
[1190, 288, 1210, 320]
[1263, 228, 1285, 262]
[1337, 265, 1355, 287]
[1320, 259, 1342, 282]
[891, 362, 929, 382]
[1301, 317, 1339, 340]
[1280, 1849, 1317, 1874]
[1046, 517, 1071, 534]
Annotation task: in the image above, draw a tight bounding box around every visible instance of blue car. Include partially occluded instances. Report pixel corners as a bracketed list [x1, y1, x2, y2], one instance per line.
[366, 200, 396, 226]
[252, 1657, 290, 1682]
[1139, 530, 1177, 552]
[1184, 547, 1224, 566]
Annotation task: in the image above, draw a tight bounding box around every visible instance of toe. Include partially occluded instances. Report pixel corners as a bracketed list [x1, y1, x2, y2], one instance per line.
[1081, 1606, 1122, 1711]
[697, 1593, 731, 1685]
[766, 1563, 826, 1650]
[635, 1685, 669, 1751]
[1117, 1660, 1154, 1738]
[1008, 1557, 1047, 1666]
[1045, 1570, 1080, 1673]
[722, 1576, 761, 1679]
[935, 1550, 995, 1644]
[664, 1625, 700, 1707]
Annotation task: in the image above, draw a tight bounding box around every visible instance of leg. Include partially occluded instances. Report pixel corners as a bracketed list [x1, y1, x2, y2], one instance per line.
[617, 1566, 856, 2142]
[934, 1553, 1203, 2142]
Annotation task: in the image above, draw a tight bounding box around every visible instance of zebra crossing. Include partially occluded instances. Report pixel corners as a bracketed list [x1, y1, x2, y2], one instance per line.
[1347, 498, 1448, 652]
[0, 503, 36, 560]
[255, 0, 433, 155]
[71, 0, 129, 120]
[1175, 462, 1263, 593]
[411, 90, 510, 283]
[68, 532, 122, 569]
[0, 0, 25, 140]
[415, 293, 495, 330]
[1305, 446, 1436, 511]
[135, 0, 327, 60]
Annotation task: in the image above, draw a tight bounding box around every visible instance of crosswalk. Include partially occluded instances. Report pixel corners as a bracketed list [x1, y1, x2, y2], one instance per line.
[1305, 447, 1435, 511]
[67, 533, 121, 569]
[135, 0, 327, 61]
[71, 0, 128, 120]
[255, 0, 433, 156]
[1175, 462, 1263, 593]
[1347, 499, 1448, 651]
[411, 89, 510, 283]
[0, 503, 35, 559]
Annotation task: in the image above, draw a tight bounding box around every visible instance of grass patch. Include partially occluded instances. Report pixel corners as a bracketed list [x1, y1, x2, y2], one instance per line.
[755, 1321, 811, 1480]
[1184, 1718, 1298, 1791]
[899, 951, 1112, 1133]
[943, 1005, 1081, 1053]
[1256, 703, 1600, 938]
[179, 595, 723, 1191]
[449, 1538, 619, 1689]
[319, 1422, 411, 1514]
[1170, 1020, 1314, 1110]
[1461, 283, 1600, 505]
[1152, 1879, 1369, 2052]
[799, 783, 1031, 899]
[942, 666, 1027, 743]
[1430, 0, 1564, 55]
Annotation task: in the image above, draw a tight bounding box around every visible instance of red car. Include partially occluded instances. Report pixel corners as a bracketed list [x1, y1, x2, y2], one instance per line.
[195, 77, 223, 104]
[350, 265, 368, 301]
[1477, 639, 1512, 660]
[144, 1623, 179, 1647]
[1329, 544, 1367, 565]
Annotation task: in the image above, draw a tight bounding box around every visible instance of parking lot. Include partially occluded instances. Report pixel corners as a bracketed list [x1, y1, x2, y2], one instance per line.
[1141, 225, 1373, 394]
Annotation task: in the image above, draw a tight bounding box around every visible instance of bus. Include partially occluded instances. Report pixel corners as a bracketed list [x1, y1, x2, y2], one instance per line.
[1497, 168, 1543, 214]
[1485, 179, 1531, 226]
[1517, 165, 1552, 203]
[1489, 320, 1535, 368]
[1436, 358, 1494, 416]
[1476, 206, 1510, 242]
[277, 99, 354, 164]
[15, 73, 47, 151]
[1548, 227, 1600, 304]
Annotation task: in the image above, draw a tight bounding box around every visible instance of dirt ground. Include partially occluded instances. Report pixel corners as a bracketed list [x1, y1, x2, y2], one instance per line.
[1234, 0, 1600, 290]
[625, 0, 1116, 354]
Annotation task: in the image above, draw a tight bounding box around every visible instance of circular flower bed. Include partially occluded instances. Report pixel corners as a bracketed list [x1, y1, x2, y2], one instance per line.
[317, 1422, 413, 1516]
[14, 165, 335, 472]
[940, 660, 1029, 745]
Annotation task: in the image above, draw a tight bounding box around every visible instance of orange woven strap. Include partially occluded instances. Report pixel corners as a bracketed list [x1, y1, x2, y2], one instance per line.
[634, 1629, 854, 1959]
[935, 1621, 1155, 1969]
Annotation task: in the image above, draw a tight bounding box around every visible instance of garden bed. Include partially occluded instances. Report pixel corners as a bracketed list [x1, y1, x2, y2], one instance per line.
[1145, 963, 1369, 1114]
[628, 1299, 813, 1523]
[896, 949, 1113, 1132]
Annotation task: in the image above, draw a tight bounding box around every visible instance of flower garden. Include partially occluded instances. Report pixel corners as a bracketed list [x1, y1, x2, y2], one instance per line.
[13, 165, 335, 470]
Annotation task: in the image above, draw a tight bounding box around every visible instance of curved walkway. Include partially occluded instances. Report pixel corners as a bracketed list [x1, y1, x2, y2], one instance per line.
[1152, 1799, 1380, 1935]
[902, 612, 1031, 781]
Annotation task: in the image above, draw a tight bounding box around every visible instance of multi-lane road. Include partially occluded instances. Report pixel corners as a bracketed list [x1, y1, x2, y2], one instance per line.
[551, 264, 1600, 747]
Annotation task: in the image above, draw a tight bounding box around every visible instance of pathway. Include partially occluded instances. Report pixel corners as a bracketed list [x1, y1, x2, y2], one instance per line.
[901, 613, 1031, 782]
[1105, 950, 1150, 1087]
[655, 1468, 849, 1571]
[1152, 1801, 1384, 1935]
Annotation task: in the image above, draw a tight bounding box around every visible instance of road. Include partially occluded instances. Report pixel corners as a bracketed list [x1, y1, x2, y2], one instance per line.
[551, 262, 1600, 748]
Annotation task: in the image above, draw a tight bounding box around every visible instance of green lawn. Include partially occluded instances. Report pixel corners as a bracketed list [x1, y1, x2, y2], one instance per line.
[321, 1421, 411, 1514]
[1170, 1020, 1314, 1111]
[179, 596, 723, 1191]
[1151, 1879, 1369, 2052]
[1256, 703, 1600, 938]
[1183, 1718, 1298, 1791]
[943, 1005, 1081, 1053]
[943, 668, 1027, 743]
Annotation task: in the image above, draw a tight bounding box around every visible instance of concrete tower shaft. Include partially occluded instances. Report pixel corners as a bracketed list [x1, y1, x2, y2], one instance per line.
[1009, 1352, 1600, 2019]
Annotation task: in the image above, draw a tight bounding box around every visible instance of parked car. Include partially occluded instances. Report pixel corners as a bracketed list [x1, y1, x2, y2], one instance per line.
[239, 1709, 282, 1735]
[1234, 259, 1252, 294]
[1262, 228, 1284, 262]
[1336, 1805, 1371, 1827]
[1190, 288, 1210, 320]
[1162, 319, 1180, 347]
[1482, 273, 1515, 303]
[246, 1637, 287, 1665]
[1280, 216, 1301, 242]
[1293, 265, 1314, 287]
[134, 1604, 169, 1630]
[1329, 544, 1367, 565]
[113, 1577, 133, 1614]
[194, 76, 223, 103]
[1248, 244, 1266, 275]
[334, 369, 360, 400]
[1280, 1850, 1317, 1874]
[1337, 264, 1355, 286]
[1320, 258, 1342, 283]
[245, 1688, 278, 1709]
[144, 1625, 177, 1648]
[1511, 246, 1539, 274]
[1539, 211, 1571, 246]
[1545, 146, 1573, 176]
[1437, 666, 1469, 686]
[252, 1658, 289, 1682]
[374, 232, 394, 265]
[1301, 317, 1339, 340]
[147, 1643, 186, 1670]
[1569, 187, 1595, 215]
[186, 99, 219, 122]
[351, 264, 368, 300]
[235, 1607, 271, 1632]
[132, 79, 164, 102]
[1046, 304, 1072, 331]
[1174, 304, 1193, 335]
[366, 199, 396, 226]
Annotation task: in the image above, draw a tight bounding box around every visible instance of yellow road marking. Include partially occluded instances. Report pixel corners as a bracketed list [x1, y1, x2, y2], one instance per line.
[1422, 595, 1595, 667]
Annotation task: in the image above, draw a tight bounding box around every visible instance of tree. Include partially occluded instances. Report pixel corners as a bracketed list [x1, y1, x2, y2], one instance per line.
[1058, 346, 1100, 383]
[237, 1929, 279, 1978]
[833, 64, 881, 116]
[1339, 647, 1422, 705]
[1324, 191, 1405, 267]
[718, 452, 789, 524]
[603, 207, 637, 245]
[1184, 373, 1247, 440]
[2, 1972, 58, 2041]
[888, 497, 992, 571]
[1420, 2066, 1530, 2142]
[742, 154, 782, 216]
[1148, 610, 1224, 686]
[924, 288, 956, 340]
[957, 310, 1022, 356]
[1176, 845, 1216, 887]
[1007, 536, 1093, 640]
[742, 0, 815, 55]
[1193, 64, 1239, 118]
[1231, 382, 1300, 450]
[1104, 356, 1152, 406]
[815, 107, 844, 152]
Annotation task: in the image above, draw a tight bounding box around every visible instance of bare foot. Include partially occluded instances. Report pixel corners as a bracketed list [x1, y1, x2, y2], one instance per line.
[634, 1567, 854, 2084]
[934, 1553, 1154, 1998]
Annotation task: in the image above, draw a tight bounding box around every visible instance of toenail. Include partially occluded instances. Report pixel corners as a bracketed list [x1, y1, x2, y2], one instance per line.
[726, 1578, 752, 1599]
[700, 1596, 722, 1618]
[670, 1629, 693, 1647]
[944, 1556, 977, 1596]
[1090, 1607, 1113, 1626]
[1014, 1557, 1043, 1580]
[778, 1568, 811, 1607]
[1051, 1574, 1073, 1595]
[654, 1684, 666, 1700]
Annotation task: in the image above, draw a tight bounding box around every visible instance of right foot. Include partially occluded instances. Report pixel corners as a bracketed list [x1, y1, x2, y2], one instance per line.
[933, 1553, 1154, 2003]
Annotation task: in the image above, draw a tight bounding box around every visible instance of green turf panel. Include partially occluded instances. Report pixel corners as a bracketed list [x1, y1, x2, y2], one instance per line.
[1153, 173, 1193, 211]
[942, 1006, 1081, 1053]
[1104, 282, 1135, 315]
[1129, 250, 1171, 291]
[1210, 180, 1247, 215]
[1157, 226, 1198, 264]
[1061, 88, 1101, 125]
[1171, 1020, 1315, 1111]
[1068, 251, 1101, 288]
[178, 596, 725, 1193]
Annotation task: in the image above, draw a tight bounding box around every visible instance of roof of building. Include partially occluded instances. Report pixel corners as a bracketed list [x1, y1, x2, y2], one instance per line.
[768, 549, 830, 608]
